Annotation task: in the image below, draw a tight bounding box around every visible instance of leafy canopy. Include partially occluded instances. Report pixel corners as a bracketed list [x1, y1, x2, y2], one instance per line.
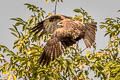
[0, 1, 120, 80]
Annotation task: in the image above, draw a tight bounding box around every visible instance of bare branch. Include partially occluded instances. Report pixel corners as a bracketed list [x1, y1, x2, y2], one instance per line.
[54, 0, 58, 15]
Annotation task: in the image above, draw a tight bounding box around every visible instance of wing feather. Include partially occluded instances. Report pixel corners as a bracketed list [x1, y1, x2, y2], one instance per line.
[31, 21, 44, 35]
[39, 36, 65, 65]
[31, 14, 70, 37]
[83, 22, 97, 48]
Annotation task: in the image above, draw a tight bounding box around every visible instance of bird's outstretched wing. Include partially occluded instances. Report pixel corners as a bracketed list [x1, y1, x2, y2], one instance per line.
[31, 14, 70, 36]
[39, 36, 65, 65]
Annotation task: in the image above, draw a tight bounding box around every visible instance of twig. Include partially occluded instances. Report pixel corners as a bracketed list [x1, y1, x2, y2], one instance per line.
[80, 47, 87, 53]
[54, 0, 58, 15]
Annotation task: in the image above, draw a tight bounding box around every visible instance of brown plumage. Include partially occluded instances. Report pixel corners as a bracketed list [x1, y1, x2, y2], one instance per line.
[31, 14, 97, 65]
[32, 14, 70, 36]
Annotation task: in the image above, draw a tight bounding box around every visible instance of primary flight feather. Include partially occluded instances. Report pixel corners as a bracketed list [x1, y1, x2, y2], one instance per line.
[31, 14, 97, 65]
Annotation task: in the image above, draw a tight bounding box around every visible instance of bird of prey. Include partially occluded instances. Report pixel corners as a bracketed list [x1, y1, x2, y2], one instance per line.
[32, 14, 97, 65]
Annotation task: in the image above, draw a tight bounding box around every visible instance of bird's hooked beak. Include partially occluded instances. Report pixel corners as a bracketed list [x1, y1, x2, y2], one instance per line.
[74, 21, 85, 26]
[57, 22, 63, 28]
[57, 22, 63, 26]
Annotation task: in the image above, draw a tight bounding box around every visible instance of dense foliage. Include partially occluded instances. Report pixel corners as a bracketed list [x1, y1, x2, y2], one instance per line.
[0, 0, 120, 80]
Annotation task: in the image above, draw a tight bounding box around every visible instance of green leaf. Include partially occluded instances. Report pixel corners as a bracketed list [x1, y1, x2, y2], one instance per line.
[14, 40, 19, 45]
[73, 9, 81, 13]
[46, 0, 49, 3]
[24, 3, 39, 12]
[100, 25, 105, 29]
[13, 25, 20, 37]
[9, 28, 16, 33]
[10, 18, 23, 22]
[15, 22, 23, 26]
[3, 49, 7, 53]
[51, 0, 55, 3]
[114, 41, 118, 47]
[27, 61, 31, 67]
[11, 32, 18, 38]
[117, 10, 120, 13]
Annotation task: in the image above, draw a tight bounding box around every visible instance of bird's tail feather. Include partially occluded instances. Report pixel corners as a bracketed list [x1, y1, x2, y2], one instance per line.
[83, 22, 97, 48]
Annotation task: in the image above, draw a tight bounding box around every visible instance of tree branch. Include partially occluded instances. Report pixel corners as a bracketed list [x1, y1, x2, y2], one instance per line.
[54, 0, 58, 15]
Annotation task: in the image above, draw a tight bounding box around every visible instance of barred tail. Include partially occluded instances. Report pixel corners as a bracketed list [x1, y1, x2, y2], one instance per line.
[83, 22, 97, 48]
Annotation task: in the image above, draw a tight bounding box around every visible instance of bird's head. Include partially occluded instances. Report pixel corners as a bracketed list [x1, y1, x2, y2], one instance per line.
[74, 20, 85, 26]
[58, 19, 72, 24]
[57, 19, 71, 28]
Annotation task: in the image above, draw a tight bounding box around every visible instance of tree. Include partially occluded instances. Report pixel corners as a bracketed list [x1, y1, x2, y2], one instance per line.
[0, 0, 120, 80]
